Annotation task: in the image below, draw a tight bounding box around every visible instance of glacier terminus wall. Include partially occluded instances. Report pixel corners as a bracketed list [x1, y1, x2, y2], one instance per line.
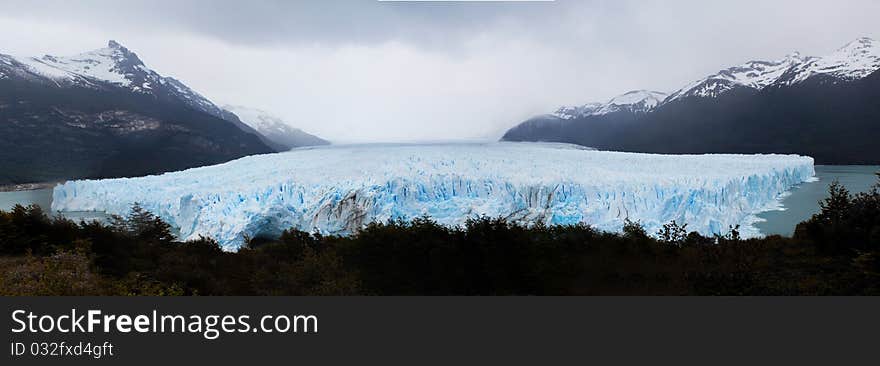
[52, 143, 815, 250]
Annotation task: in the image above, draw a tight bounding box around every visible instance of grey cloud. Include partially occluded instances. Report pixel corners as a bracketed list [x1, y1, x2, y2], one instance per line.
[4, 0, 572, 48]
[1, 1, 879, 142]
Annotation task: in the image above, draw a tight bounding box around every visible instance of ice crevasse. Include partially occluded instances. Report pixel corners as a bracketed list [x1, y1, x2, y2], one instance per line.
[52, 143, 815, 250]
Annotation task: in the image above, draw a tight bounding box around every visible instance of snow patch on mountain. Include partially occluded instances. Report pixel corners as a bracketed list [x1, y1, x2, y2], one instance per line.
[25, 45, 134, 87]
[225, 105, 291, 136]
[553, 90, 668, 119]
[553, 103, 602, 120]
[668, 37, 879, 102]
[667, 53, 809, 102]
[5, 41, 140, 88]
[52, 143, 814, 250]
[0, 41, 227, 119]
[595, 90, 669, 115]
[223, 105, 330, 149]
[779, 37, 880, 85]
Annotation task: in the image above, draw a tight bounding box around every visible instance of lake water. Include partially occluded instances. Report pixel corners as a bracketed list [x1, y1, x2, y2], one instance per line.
[2, 165, 878, 236]
[0, 188, 110, 222]
[755, 165, 879, 236]
[0, 188, 52, 211]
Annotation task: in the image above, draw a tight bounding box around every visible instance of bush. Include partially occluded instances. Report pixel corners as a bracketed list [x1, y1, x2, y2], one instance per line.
[0, 250, 105, 296]
[796, 179, 880, 253]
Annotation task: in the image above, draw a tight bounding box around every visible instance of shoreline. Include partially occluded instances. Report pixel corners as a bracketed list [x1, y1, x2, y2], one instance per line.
[0, 182, 57, 193]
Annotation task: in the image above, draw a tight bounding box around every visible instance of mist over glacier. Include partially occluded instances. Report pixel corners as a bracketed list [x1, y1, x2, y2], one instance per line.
[52, 143, 815, 250]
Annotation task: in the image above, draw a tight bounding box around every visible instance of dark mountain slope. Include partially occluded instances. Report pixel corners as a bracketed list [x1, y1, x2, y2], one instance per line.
[626, 72, 880, 163]
[0, 75, 273, 184]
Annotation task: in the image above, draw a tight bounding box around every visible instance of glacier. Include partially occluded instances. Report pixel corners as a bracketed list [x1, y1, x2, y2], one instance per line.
[51, 143, 815, 250]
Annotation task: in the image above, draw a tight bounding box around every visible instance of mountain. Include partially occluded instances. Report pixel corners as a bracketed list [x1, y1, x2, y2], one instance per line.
[776, 37, 880, 86]
[553, 90, 668, 120]
[665, 53, 810, 102]
[0, 41, 229, 118]
[502, 37, 880, 164]
[222, 105, 330, 151]
[505, 90, 670, 145]
[0, 41, 275, 185]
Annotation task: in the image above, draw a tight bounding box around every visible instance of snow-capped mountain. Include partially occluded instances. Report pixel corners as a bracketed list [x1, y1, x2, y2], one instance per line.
[553, 90, 669, 119]
[5, 40, 146, 88]
[668, 37, 880, 102]
[0, 40, 226, 119]
[222, 105, 330, 150]
[503, 37, 880, 164]
[776, 37, 880, 86]
[666, 53, 810, 102]
[553, 103, 603, 120]
[528, 36, 880, 119]
[595, 90, 669, 115]
[0, 41, 274, 184]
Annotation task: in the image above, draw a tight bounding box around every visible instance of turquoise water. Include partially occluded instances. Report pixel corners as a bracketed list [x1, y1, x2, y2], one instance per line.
[755, 165, 879, 236]
[2, 165, 877, 236]
[0, 188, 110, 222]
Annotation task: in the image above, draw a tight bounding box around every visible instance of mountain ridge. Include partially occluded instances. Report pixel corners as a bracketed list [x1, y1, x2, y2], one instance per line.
[553, 90, 669, 120]
[1, 41, 232, 119]
[502, 37, 880, 164]
[222, 105, 330, 151]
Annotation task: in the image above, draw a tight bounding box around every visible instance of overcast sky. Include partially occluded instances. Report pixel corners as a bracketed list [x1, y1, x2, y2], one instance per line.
[1, 0, 878, 142]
